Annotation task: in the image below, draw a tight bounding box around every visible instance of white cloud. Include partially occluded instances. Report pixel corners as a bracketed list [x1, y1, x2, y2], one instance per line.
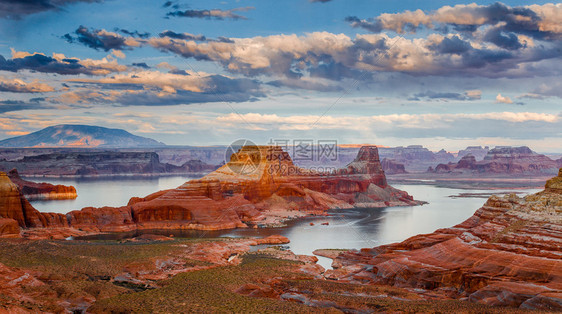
[0, 77, 55, 93]
[495, 93, 513, 104]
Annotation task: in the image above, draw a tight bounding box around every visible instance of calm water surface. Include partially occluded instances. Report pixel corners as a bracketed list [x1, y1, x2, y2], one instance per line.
[28, 178, 540, 268]
[26, 176, 195, 213]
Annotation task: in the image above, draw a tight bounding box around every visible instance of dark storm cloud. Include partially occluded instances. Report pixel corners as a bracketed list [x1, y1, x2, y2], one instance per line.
[166, 7, 254, 20]
[63, 26, 128, 51]
[0, 0, 102, 19]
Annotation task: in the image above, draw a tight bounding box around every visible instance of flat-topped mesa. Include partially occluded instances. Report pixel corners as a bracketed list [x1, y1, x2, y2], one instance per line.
[431, 145, 558, 174]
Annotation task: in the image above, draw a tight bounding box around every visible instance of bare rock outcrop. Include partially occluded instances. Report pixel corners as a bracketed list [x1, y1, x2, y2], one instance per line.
[331, 169, 562, 310]
[0, 172, 68, 231]
[7, 169, 77, 200]
[34, 145, 423, 236]
[431, 146, 559, 175]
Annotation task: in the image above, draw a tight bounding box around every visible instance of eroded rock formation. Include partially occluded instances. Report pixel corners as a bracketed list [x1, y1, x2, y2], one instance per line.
[7, 169, 77, 200]
[8, 145, 423, 237]
[381, 158, 407, 174]
[65, 145, 422, 233]
[0, 172, 68, 236]
[330, 169, 562, 310]
[431, 146, 559, 175]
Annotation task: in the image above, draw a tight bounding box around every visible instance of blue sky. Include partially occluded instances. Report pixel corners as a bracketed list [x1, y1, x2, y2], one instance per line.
[0, 0, 561, 151]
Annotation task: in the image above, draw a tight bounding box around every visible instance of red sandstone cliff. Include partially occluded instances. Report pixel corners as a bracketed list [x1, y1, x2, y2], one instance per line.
[0, 172, 68, 237]
[13, 145, 422, 236]
[7, 169, 77, 200]
[329, 168, 562, 310]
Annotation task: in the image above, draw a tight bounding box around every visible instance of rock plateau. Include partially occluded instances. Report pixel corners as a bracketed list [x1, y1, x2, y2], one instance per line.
[431, 146, 559, 175]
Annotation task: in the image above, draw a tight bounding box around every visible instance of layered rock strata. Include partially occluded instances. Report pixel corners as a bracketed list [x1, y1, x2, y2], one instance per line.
[7, 169, 77, 200]
[431, 146, 559, 174]
[64, 145, 422, 233]
[1, 146, 423, 236]
[330, 168, 562, 310]
[0, 172, 68, 237]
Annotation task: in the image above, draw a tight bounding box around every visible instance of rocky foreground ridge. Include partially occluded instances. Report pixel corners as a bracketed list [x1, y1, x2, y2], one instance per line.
[328, 168, 562, 310]
[0, 145, 423, 238]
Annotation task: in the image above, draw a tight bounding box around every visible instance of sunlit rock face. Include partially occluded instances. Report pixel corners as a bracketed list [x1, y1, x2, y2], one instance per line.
[7, 169, 77, 200]
[63, 145, 423, 234]
[331, 168, 562, 310]
[0, 172, 67, 232]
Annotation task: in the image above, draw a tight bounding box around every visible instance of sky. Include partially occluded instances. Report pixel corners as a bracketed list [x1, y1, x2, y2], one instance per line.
[0, 0, 561, 152]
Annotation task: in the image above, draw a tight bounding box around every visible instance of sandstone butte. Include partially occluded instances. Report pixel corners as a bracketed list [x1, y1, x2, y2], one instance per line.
[328, 168, 562, 311]
[7, 169, 77, 200]
[0, 145, 423, 238]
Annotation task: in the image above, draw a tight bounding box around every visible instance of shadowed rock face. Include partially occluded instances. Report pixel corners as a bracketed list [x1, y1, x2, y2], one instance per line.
[0, 151, 218, 176]
[17, 145, 423, 236]
[381, 158, 407, 174]
[432, 146, 558, 174]
[330, 168, 562, 310]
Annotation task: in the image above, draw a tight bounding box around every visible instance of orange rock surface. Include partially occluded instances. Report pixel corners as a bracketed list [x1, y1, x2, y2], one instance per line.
[3, 146, 423, 237]
[331, 169, 562, 310]
[0, 172, 67, 231]
[0, 218, 19, 238]
[7, 169, 77, 200]
[59, 145, 422, 235]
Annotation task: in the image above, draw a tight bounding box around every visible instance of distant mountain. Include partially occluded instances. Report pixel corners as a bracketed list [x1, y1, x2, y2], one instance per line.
[0, 125, 166, 148]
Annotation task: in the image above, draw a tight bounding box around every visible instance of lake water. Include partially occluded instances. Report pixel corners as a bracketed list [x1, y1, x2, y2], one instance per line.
[28, 177, 540, 269]
[26, 176, 197, 213]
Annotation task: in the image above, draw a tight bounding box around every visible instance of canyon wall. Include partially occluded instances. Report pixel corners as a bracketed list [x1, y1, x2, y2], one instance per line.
[330, 168, 562, 310]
